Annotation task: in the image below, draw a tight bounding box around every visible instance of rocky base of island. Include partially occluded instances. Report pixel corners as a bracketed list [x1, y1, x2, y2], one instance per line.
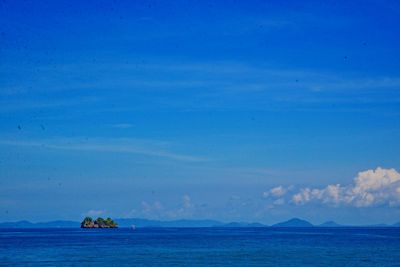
[81, 217, 118, 228]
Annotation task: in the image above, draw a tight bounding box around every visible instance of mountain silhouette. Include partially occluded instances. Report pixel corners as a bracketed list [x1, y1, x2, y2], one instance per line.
[272, 218, 313, 227]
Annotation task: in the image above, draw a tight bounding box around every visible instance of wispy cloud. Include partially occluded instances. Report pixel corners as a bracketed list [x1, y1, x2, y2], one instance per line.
[2, 61, 400, 115]
[4, 61, 400, 94]
[0, 96, 100, 113]
[0, 137, 206, 162]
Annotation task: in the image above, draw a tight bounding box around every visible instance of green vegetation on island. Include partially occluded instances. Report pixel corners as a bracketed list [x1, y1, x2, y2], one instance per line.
[81, 217, 118, 228]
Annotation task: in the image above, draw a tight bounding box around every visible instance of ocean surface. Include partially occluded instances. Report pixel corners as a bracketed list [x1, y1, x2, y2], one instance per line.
[1, 227, 400, 266]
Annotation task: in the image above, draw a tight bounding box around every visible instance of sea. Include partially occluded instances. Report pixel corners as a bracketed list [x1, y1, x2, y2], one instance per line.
[1, 227, 400, 266]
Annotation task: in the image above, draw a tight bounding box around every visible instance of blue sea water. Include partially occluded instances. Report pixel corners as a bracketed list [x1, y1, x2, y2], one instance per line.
[1, 227, 400, 266]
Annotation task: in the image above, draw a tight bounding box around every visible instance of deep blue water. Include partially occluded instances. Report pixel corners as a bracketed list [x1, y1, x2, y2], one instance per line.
[1, 227, 400, 266]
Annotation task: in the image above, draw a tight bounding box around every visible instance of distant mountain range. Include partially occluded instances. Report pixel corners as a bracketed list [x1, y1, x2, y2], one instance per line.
[116, 218, 224, 228]
[1, 218, 399, 228]
[272, 218, 313, 227]
[221, 222, 266, 227]
[0, 220, 80, 228]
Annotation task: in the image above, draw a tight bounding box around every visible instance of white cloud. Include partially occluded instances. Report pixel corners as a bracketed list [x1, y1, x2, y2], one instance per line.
[122, 201, 163, 219]
[291, 167, 400, 207]
[263, 185, 287, 198]
[273, 198, 285, 205]
[165, 195, 194, 217]
[182, 194, 192, 209]
[292, 184, 342, 205]
[141, 201, 163, 213]
[127, 196, 196, 220]
[271, 186, 287, 197]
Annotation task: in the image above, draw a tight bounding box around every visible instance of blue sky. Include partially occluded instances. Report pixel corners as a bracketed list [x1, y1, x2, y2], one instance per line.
[1, 0, 400, 225]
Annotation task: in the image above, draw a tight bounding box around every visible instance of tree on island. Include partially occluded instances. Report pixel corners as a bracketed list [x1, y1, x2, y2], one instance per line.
[105, 217, 117, 228]
[81, 217, 118, 228]
[95, 217, 106, 227]
[81, 217, 94, 228]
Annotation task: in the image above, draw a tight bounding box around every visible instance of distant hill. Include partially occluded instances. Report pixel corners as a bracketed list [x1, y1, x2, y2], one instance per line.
[0, 218, 226, 228]
[0, 220, 79, 228]
[35, 220, 80, 228]
[0, 220, 35, 228]
[272, 218, 314, 227]
[1, 218, 398, 228]
[318, 221, 344, 227]
[248, 222, 267, 227]
[220, 222, 267, 227]
[115, 218, 224, 228]
[0, 218, 270, 228]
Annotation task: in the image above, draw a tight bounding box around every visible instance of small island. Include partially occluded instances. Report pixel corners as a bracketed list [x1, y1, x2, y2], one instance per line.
[81, 217, 118, 228]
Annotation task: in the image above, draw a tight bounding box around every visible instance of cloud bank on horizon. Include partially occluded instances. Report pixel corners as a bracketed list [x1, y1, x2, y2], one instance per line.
[84, 167, 400, 223]
[264, 167, 400, 208]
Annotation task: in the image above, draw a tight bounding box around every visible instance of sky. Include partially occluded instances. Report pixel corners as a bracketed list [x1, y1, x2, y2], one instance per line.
[0, 0, 400, 225]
